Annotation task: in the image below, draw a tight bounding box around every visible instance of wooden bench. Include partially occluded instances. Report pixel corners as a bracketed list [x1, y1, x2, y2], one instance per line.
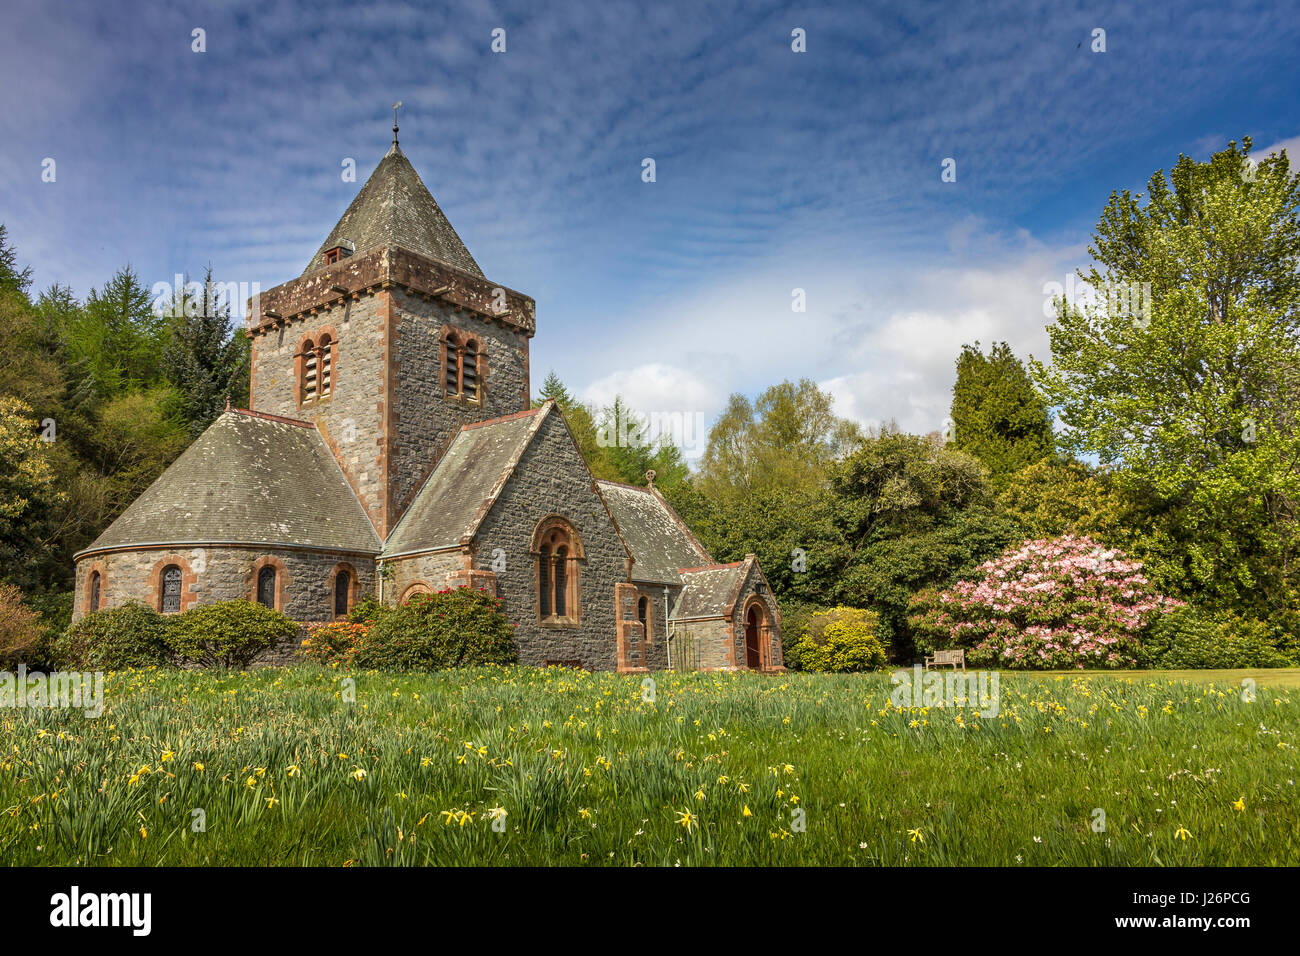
[924, 648, 966, 671]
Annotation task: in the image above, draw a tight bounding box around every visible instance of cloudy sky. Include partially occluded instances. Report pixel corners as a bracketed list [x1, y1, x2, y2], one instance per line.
[2, 0, 1297, 456]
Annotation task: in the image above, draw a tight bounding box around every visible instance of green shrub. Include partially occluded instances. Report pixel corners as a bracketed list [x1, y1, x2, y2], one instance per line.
[356, 587, 516, 670]
[167, 600, 299, 669]
[55, 601, 172, 670]
[778, 601, 827, 671]
[25, 590, 73, 669]
[791, 606, 888, 672]
[347, 597, 389, 627]
[1138, 607, 1291, 668]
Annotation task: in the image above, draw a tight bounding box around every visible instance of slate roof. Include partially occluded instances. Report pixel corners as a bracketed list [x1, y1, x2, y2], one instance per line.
[77, 411, 381, 557]
[381, 406, 548, 558]
[305, 144, 483, 278]
[672, 562, 748, 620]
[596, 481, 710, 584]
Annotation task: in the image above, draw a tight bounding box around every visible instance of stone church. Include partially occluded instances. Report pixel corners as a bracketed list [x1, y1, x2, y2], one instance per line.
[71, 139, 783, 672]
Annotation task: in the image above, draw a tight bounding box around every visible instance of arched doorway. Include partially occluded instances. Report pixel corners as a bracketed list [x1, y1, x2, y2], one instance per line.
[744, 602, 764, 669]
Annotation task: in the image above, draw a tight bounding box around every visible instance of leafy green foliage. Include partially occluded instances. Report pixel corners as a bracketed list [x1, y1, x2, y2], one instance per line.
[167, 600, 299, 669]
[1138, 607, 1294, 669]
[357, 588, 518, 670]
[828, 431, 1020, 657]
[161, 268, 251, 435]
[56, 601, 172, 670]
[698, 379, 861, 505]
[951, 342, 1054, 485]
[790, 606, 887, 672]
[1031, 138, 1300, 620]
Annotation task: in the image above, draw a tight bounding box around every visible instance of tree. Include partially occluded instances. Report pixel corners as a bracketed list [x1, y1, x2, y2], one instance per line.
[951, 341, 1054, 485]
[161, 267, 251, 435]
[828, 430, 1019, 657]
[0, 397, 64, 586]
[0, 224, 33, 297]
[594, 396, 689, 491]
[70, 266, 169, 400]
[698, 379, 861, 504]
[1032, 138, 1300, 620]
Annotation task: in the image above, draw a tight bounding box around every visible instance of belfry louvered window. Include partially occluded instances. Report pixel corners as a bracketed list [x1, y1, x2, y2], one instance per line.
[161, 565, 182, 613]
[318, 334, 332, 396]
[298, 335, 336, 405]
[301, 339, 317, 402]
[462, 340, 479, 399]
[442, 332, 482, 403]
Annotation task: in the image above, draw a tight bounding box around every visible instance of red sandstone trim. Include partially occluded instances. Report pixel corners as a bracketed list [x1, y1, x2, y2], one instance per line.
[678, 561, 745, 574]
[460, 404, 544, 431]
[233, 407, 316, 428]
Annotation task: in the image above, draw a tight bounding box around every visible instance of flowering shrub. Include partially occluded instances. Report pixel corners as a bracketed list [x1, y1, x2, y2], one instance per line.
[0, 583, 45, 666]
[909, 535, 1181, 669]
[302, 621, 369, 668]
[791, 606, 888, 672]
[355, 587, 517, 670]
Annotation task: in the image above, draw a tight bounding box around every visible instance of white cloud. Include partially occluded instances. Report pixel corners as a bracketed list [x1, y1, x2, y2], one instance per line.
[557, 225, 1086, 448]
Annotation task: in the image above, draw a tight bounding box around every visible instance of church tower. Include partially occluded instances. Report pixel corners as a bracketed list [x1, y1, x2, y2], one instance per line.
[245, 142, 536, 538]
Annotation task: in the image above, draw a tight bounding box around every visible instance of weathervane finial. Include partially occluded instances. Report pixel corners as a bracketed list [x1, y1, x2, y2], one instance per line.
[392, 101, 402, 146]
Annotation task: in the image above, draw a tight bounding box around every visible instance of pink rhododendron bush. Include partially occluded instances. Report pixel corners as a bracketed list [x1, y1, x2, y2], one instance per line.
[908, 535, 1182, 669]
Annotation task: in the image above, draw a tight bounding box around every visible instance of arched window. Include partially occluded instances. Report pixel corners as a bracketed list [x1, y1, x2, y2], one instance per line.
[89, 571, 102, 612]
[318, 333, 333, 397]
[161, 565, 182, 613]
[442, 330, 483, 402]
[334, 568, 351, 618]
[444, 333, 461, 394]
[401, 582, 432, 604]
[637, 595, 649, 640]
[257, 566, 277, 609]
[534, 518, 581, 625]
[538, 544, 551, 617]
[462, 339, 479, 400]
[300, 338, 317, 402]
[553, 545, 568, 616]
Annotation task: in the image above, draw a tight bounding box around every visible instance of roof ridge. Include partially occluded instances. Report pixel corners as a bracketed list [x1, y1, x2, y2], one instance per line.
[458, 403, 554, 544]
[460, 405, 546, 431]
[678, 561, 745, 573]
[231, 407, 316, 428]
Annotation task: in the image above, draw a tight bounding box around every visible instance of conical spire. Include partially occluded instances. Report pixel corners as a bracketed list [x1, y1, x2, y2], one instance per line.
[305, 145, 483, 277]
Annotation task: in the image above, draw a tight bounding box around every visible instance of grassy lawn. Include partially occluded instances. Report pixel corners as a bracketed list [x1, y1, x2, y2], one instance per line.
[1, 665, 1296, 865]
[1038, 668, 1300, 690]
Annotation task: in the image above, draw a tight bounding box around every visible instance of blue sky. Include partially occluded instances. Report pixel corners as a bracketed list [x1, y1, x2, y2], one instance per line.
[2, 0, 1297, 452]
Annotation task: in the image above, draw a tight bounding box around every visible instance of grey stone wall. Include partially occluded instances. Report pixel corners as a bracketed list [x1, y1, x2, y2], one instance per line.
[471, 411, 628, 669]
[250, 294, 389, 527]
[670, 619, 731, 670]
[73, 547, 377, 623]
[383, 549, 464, 602]
[390, 288, 531, 514]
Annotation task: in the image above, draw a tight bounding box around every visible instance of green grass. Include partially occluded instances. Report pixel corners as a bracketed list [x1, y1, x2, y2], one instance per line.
[1, 665, 1296, 865]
